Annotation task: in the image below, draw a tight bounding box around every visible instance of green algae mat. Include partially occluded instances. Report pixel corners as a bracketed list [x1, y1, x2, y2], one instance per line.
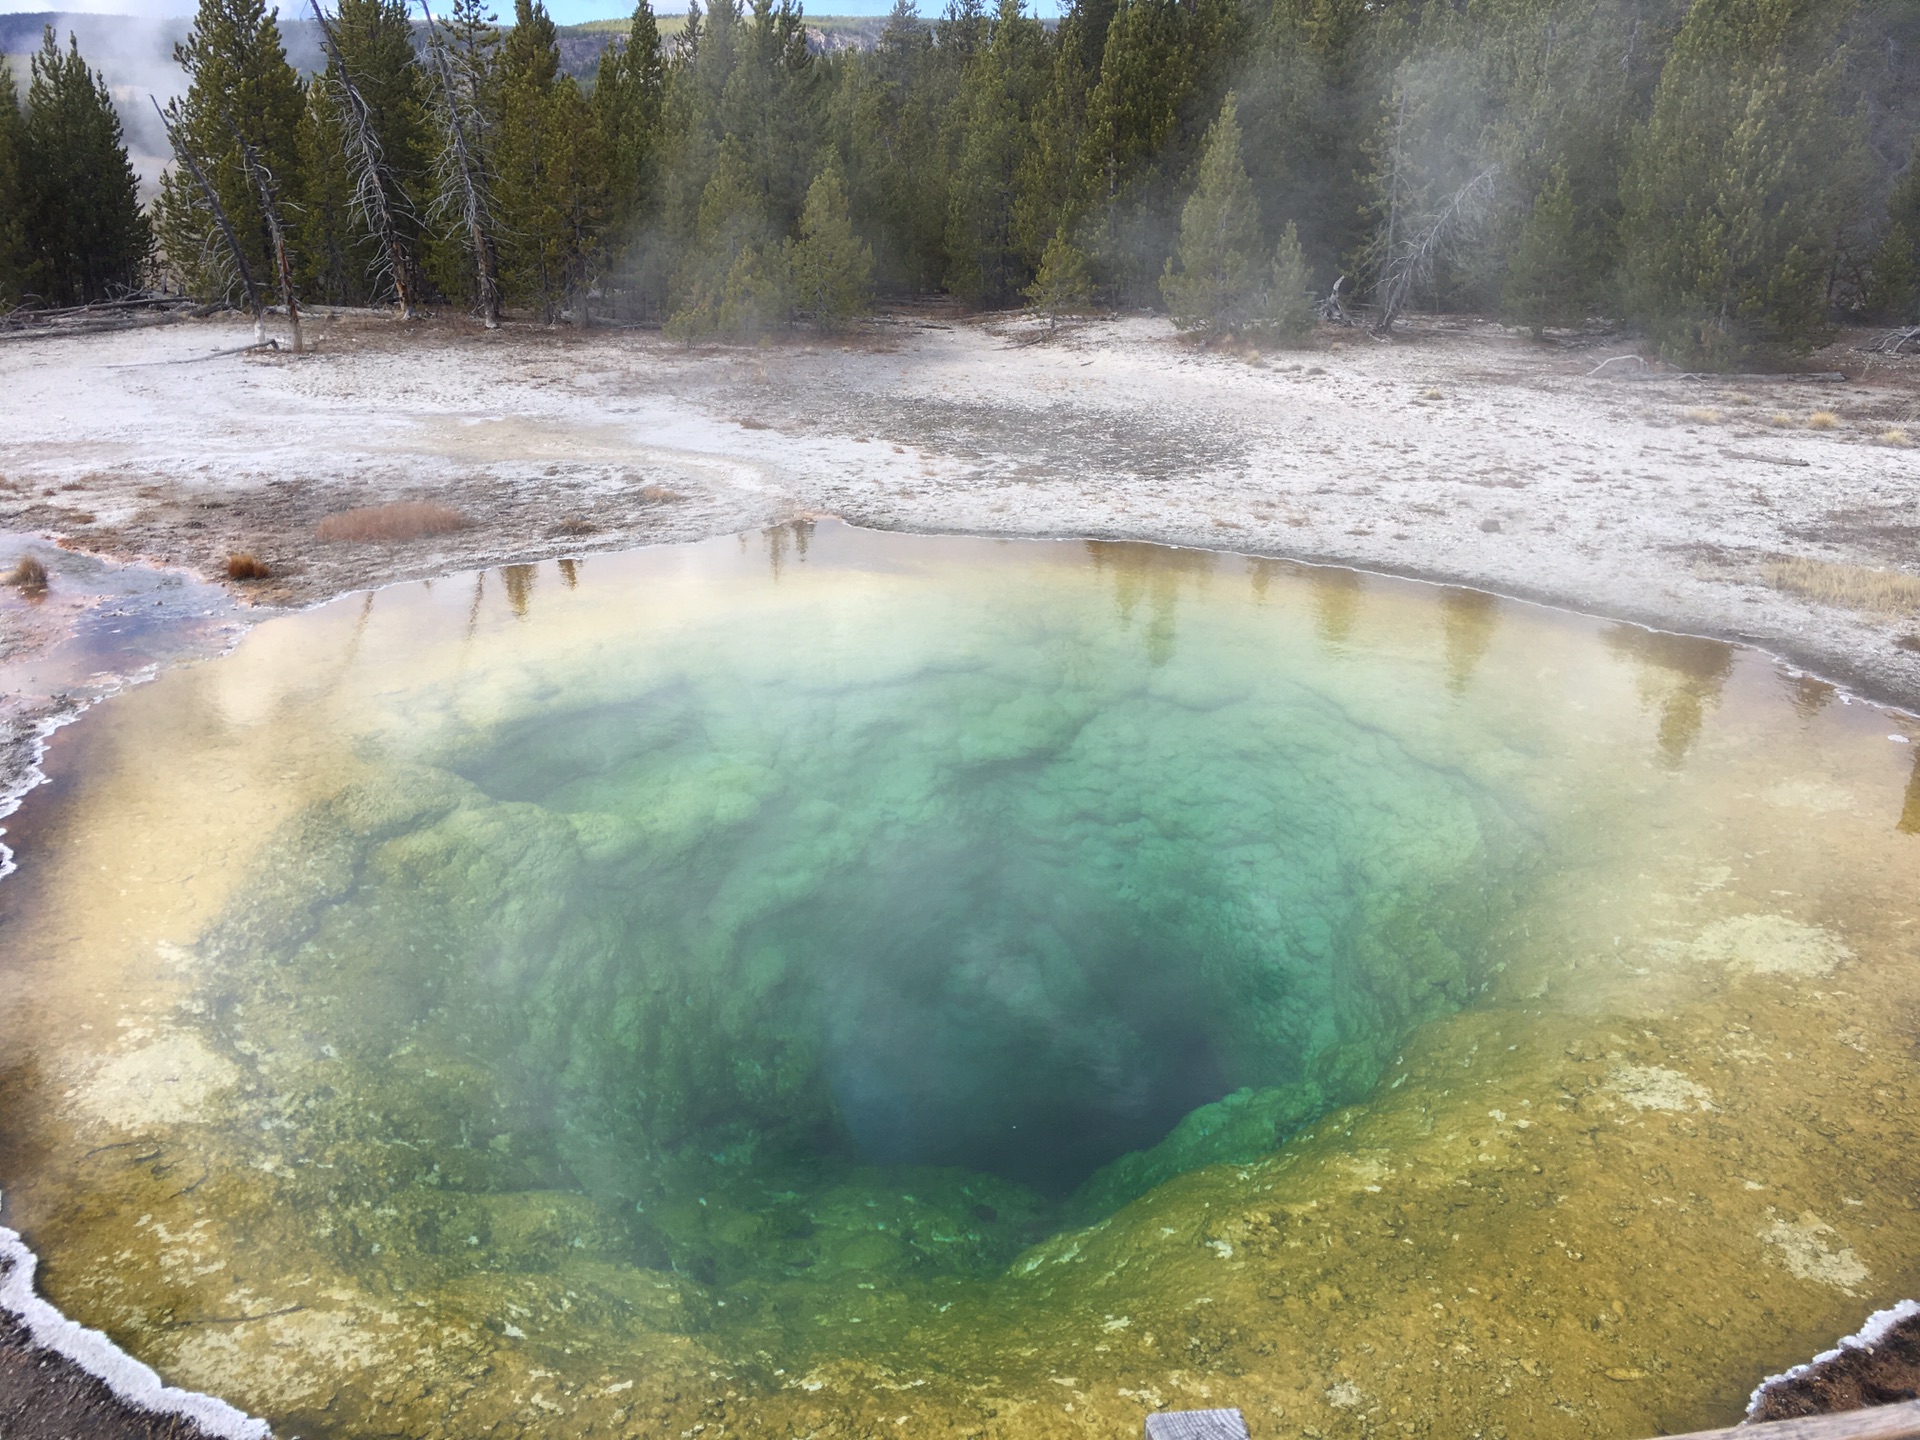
[1, 522, 1917, 1439]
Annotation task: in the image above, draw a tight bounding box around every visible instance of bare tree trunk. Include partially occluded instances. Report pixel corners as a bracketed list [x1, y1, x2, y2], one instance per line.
[152, 95, 265, 343]
[1372, 167, 1498, 337]
[419, 0, 501, 327]
[1373, 88, 1408, 334]
[231, 129, 303, 352]
[311, 0, 420, 319]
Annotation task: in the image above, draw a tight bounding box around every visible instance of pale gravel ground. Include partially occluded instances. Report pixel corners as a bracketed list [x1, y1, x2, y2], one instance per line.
[0, 305, 1917, 710]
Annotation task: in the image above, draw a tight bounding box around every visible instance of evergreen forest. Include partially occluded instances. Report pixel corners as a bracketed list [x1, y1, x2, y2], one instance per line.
[2, 0, 1919, 366]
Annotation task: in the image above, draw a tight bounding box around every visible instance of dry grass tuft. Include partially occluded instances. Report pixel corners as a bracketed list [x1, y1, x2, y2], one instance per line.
[316, 501, 468, 544]
[7, 556, 48, 593]
[639, 484, 686, 503]
[1684, 407, 1723, 425]
[552, 515, 600, 536]
[1767, 412, 1794, 427]
[1763, 556, 1920, 616]
[1877, 427, 1912, 447]
[1422, 387, 1444, 400]
[226, 552, 271, 581]
[1806, 411, 1839, 430]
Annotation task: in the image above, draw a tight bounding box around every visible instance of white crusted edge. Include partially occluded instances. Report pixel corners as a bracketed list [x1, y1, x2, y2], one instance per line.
[1747, 1299, 1920, 1420]
[0, 1223, 270, 1438]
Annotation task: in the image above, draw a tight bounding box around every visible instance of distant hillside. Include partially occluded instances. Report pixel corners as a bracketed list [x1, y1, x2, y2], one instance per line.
[0, 12, 328, 80]
[564, 13, 892, 60]
[0, 7, 904, 193]
[2, 11, 895, 92]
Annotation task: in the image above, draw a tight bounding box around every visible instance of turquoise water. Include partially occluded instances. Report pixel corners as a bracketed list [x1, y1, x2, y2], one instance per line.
[188, 527, 1524, 1295]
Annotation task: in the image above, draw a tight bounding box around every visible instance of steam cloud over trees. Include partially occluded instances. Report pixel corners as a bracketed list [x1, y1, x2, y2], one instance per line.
[1, 0, 1917, 365]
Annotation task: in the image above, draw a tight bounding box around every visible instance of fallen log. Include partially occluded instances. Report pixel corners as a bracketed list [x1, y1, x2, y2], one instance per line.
[1663, 1399, 1920, 1440]
[1676, 371, 1851, 383]
[1721, 449, 1813, 467]
[0, 296, 191, 328]
[0, 312, 187, 343]
[1583, 361, 1849, 383]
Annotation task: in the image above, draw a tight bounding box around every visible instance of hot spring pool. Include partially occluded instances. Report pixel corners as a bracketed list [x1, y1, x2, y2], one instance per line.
[1, 523, 1917, 1439]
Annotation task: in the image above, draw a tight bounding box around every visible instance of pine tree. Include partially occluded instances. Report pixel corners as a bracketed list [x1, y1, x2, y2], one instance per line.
[1076, 0, 1238, 301]
[944, 0, 1048, 304]
[1620, 0, 1863, 366]
[493, 0, 608, 321]
[420, 0, 504, 319]
[1867, 224, 1919, 323]
[1160, 92, 1262, 333]
[296, 79, 360, 303]
[594, 2, 666, 318]
[596, 0, 666, 241]
[646, 6, 718, 293]
[155, 0, 307, 302]
[1026, 227, 1094, 313]
[1501, 166, 1587, 337]
[787, 157, 875, 330]
[1474, 0, 1678, 321]
[832, 0, 945, 292]
[1264, 219, 1314, 344]
[19, 29, 152, 306]
[665, 135, 784, 339]
[721, 0, 818, 238]
[1865, 148, 1920, 322]
[328, 0, 433, 300]
[936, 0, 990, 64]
[0, 59, 27, 306]
[1233, 0, 1373, 282]
[1010, 0, 1114, 268]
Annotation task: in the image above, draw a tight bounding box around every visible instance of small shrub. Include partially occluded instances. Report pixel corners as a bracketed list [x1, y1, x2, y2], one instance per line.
[1896, 634, 1920, 654]
[639, 484, 686, 503]
[7, 556, 48, 592]
[316, 502, 467, 544]
[227, 553, 271, 581]
[1027, 231, 1097, 316]
[552, 516, 600, 536]
[1806, 411, 1839, 430]
[1876, 427, 1911, 447]
[1684, 408, 1724, 424]
[1762, 556, 1920, 615]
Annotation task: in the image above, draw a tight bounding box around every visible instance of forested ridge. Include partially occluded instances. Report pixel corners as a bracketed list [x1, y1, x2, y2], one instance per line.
[2, 0, 1918, 364]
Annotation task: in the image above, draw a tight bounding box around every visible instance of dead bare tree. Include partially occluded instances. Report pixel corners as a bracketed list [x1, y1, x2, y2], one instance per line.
[229, 127, 304, 352]
[310, 0, 421, 319]
[419, 0, 501, 327]
[151, 95, 266, 345]
[1870, 325, 1920, 355]
[1371, 166, 1500, 335]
